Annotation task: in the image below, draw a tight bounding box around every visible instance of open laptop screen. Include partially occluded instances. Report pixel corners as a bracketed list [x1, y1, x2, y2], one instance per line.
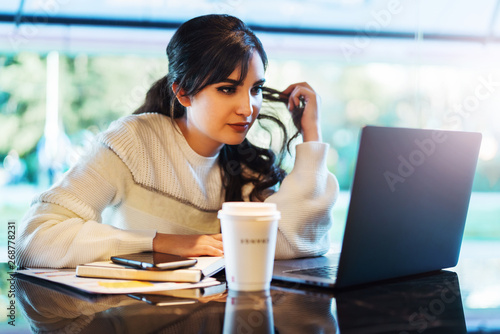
[335, 126, 482, 287]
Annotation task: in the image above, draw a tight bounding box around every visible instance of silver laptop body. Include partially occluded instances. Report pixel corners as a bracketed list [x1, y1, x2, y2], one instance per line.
[273, 126, 482, 288]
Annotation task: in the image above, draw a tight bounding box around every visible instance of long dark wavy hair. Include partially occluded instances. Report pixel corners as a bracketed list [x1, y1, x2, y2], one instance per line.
[134, 14, 301, 202]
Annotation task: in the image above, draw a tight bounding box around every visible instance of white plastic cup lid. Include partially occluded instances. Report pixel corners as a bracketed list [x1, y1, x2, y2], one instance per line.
[218, 202, 281, 219]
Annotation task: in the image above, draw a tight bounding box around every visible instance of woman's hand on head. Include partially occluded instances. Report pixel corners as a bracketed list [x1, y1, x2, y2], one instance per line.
[153, 233, 224, 257]
[282, 82, 322, 142]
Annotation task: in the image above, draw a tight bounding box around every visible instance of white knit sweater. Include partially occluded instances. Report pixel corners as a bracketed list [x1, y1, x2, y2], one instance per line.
[17, 113, 339, 268]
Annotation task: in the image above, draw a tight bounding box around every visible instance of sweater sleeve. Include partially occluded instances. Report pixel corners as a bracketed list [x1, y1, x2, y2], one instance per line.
[16, 144, 156, 269]
[266, 142, 339, 260]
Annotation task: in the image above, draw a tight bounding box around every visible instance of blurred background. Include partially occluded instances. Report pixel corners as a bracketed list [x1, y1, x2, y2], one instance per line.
[3, 0, 500, 239]
[2, 3, 500, 240]
[1, 0, 500, 326]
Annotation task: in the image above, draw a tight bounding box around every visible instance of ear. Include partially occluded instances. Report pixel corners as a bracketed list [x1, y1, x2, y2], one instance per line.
[172, 83, 191, 107]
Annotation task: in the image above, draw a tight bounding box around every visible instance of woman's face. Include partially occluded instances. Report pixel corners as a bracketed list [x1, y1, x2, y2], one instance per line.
[175, 51, 265, 157]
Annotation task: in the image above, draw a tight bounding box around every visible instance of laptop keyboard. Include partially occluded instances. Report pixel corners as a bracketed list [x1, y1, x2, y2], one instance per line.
[284, 265, 338, 279]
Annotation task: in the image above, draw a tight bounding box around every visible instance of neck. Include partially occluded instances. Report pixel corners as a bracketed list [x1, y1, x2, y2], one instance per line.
[174, 117, 222, 157]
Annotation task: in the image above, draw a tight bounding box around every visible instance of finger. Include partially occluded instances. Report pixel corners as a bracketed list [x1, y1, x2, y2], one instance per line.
[281, 82, 311, 95]
[206, 235, 223, 251]
[210, 233, 223, 241]
[212, 239, 224, 251]
[281, 84, 296, 95]
[204, 246, 224, 257]
[281, 84, 314, 111]
[288, 87, 308, 110]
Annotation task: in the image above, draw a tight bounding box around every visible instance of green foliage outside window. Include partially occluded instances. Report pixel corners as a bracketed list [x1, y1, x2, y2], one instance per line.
[1, 53, 499, 192]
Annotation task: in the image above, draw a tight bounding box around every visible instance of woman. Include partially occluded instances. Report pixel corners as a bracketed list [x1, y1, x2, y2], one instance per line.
[17, 14, 339, 268]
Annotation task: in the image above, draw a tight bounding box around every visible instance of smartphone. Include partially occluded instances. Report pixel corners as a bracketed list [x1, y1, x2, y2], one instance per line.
[111, 252, 197, 270]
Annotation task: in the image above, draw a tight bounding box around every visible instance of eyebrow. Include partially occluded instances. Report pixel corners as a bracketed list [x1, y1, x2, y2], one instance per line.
[219, 78, 266, 86]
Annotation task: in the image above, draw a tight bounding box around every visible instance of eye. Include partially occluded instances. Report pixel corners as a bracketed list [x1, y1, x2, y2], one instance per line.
[251, 85, 263, 95]
[217, 86, 237, 95]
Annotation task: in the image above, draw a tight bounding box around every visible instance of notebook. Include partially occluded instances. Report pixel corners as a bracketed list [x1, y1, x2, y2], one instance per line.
[273, 125, 482, 288]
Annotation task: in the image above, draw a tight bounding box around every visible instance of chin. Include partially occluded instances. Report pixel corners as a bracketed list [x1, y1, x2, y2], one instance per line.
[224, 136, 247, 146]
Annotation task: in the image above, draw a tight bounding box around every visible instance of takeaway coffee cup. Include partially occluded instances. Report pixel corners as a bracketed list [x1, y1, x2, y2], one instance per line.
[218, 202, 281, 291]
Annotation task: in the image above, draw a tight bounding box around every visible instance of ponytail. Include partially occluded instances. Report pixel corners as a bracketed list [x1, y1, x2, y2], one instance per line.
[134, 75, 184, 118]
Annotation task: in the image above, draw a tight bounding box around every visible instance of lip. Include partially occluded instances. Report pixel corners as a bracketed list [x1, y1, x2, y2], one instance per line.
[228, 122, 250, 132]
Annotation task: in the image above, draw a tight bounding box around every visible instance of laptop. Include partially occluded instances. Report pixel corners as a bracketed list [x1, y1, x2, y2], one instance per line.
[273, 125, 482, 289]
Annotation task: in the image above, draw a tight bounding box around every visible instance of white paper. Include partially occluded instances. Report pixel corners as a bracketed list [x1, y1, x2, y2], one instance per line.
[16, 268, 221, 294]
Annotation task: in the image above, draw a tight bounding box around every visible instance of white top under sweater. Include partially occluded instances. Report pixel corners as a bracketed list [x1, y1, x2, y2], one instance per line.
[17, 113, 339, 268]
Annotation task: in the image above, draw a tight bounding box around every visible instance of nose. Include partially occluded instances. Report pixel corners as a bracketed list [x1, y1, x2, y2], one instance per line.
[236, 92, 253, 118]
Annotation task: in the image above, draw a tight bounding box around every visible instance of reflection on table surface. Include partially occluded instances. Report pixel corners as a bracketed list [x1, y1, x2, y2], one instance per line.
[14, 271, 336, 334]
[335, 271, 466, 333]
[11, 269, 474, 334]
[5, 241, 500, 333]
